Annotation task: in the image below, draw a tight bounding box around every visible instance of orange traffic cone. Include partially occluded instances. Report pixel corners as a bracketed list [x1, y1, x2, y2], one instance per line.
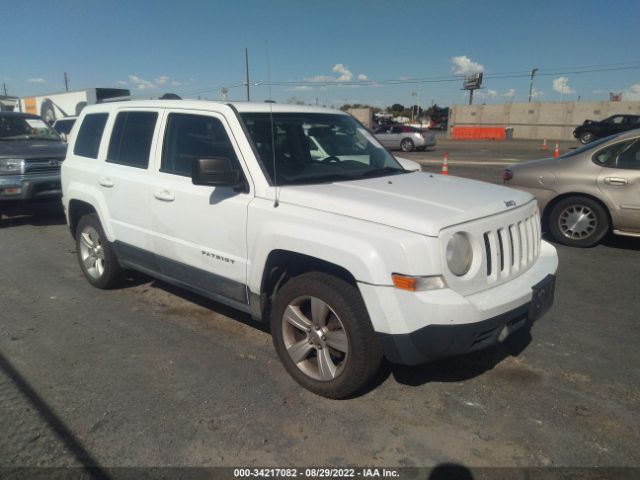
[553, 143, 559, 158]
[441, 153, 449, 175]
[541, 139, 547, 151]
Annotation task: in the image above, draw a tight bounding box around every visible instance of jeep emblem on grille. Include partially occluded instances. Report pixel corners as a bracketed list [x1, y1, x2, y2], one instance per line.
[504, 200, 516, 208]
[48, 159, 60, 166]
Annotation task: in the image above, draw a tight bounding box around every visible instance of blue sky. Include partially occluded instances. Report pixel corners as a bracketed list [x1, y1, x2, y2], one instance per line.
[3, 0, 640, 108]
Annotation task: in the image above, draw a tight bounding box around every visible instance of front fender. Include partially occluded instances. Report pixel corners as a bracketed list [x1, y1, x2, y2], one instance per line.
[246, 198, 441, 294]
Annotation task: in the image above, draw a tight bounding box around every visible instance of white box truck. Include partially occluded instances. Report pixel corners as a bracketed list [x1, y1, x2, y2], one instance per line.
[18, 88, 130, 124]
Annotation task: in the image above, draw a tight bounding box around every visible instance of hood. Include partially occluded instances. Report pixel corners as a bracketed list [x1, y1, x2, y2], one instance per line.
[277, 172, 534, 237]
[0, 140, 67, 159]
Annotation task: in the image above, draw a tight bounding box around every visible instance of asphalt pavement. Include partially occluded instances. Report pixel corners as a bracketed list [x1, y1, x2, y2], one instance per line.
[0, 154, 639, 474]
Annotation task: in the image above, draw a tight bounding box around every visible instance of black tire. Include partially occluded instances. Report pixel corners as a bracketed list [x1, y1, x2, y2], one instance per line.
[75, 101, 87, 116]
[548, 196, 609, 247]
[400, 138, 415, 152]
[579, 131, 594, 144]
[271, 271, 383, 399]
[40, 99, 56, 124]
[75, 213, 123, 288]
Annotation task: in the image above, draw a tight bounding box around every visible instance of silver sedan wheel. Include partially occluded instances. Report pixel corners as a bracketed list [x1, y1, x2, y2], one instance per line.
[281, 295, 349, 381]
[558, 205, 597, 239]
[78, 226, 105, 279]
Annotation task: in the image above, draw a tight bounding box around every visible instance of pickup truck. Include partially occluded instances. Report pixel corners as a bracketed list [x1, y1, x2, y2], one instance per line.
[0, 111, 66, 219]
[61, 100, 558, 398]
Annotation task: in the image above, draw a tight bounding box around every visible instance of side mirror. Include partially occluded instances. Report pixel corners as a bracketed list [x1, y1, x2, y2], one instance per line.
[192, 157, 241, 187]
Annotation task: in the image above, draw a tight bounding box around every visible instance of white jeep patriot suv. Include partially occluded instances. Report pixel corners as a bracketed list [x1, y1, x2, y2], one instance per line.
[61, 100, 558, 398]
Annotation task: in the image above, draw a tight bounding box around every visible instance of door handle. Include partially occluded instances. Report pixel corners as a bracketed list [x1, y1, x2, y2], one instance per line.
[604, 177, 628, 186]
[99, 177, 114, 188]
[154, 190, 175, 202]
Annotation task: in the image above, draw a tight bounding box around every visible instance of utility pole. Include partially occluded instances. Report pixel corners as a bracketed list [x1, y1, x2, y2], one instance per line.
[469, 89, 474, 105]
[64, 72, 69, 92]
[2, 82, 7, 96]
[245, 48, 250, 101]
[528, 68, 538, 103]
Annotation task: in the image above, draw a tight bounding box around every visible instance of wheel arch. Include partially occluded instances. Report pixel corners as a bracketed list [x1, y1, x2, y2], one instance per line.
[253, 249, 359, 322]
[68, 199, 98, 237]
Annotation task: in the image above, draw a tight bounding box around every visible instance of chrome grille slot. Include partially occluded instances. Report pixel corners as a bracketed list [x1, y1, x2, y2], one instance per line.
[482, 213, 540, 284]
[483, 233, 492, 276]
[25, 158, 63, 175]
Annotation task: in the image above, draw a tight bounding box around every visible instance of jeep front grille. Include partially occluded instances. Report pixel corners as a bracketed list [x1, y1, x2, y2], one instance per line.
[483, 211, 540, 283]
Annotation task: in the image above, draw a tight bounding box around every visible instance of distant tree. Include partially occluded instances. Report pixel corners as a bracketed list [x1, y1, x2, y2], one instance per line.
[390, 103, 405, 113]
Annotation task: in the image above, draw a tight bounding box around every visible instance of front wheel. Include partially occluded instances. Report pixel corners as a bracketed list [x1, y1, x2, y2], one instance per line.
[271, 272, 382, 399]
[76, 213, 123, 288]
[400, 138, 415, 152]
[548, 197, 609, 247]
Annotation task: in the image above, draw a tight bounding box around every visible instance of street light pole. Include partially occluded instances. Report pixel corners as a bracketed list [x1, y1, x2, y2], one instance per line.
[245, 48, 250, 101]
[528, 68, 538, 103]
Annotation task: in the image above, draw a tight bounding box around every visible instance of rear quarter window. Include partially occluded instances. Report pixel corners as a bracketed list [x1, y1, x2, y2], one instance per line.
[73, 113, 109, 159]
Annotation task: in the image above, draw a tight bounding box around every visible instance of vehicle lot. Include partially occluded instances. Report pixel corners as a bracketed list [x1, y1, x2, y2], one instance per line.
[1, 145, 639, 470]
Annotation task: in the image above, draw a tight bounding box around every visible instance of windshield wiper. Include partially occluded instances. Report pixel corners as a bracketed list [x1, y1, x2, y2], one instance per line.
[282, 174, 358, 185]
[353, 167, 408, 179]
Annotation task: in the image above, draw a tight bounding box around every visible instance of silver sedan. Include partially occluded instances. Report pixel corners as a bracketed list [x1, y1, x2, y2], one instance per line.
[373, 125, 436, 152]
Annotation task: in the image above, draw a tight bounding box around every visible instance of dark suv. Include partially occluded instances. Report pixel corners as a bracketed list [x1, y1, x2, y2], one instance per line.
[0, 112, 67, 218]
[573, 114, 640, 144]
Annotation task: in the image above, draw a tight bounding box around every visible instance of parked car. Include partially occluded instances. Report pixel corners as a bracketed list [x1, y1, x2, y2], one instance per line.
[52, 116, 77, 141]
[62, 100, 557, 398]
[373, 124, 436, 152]
[573, 114, 640, 144]
[0, 111, 67, 218]
[503, 130, 640, 247]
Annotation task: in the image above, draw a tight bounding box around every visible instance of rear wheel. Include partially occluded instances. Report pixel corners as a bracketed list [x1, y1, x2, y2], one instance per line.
[271, 272, 382, 399]
[76, 214, 123, 288]
[400, 138, 415, 152]
[548, 196, 609, 247]
[579, 131, 594, 144]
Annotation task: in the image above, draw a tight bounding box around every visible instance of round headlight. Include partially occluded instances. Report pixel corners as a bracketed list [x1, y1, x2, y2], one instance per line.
[446, 232, 473, 276]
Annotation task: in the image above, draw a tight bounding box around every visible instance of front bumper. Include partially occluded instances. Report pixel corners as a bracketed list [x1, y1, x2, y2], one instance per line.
[358, 240, 558, 365]
[0, 173, 62, 202]
[378, 274, 555, 364]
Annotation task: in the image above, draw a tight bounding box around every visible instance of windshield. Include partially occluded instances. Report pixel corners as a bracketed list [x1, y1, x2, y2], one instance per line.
[240, 112, 405, 185]
[0, 115, 61, 141]
[560, 134, 620, 158]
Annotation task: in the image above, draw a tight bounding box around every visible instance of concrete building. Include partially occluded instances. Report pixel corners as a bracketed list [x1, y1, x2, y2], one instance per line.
[449, 100, 640, 140]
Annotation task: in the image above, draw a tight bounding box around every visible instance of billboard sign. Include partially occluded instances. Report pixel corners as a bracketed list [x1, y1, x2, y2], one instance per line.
[463, 72, 483, 90]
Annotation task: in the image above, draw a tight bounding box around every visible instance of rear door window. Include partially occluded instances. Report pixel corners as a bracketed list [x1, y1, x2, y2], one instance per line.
[592, 141, 634, 166]
[107, 111, 158, 169]
[616, 140, 640, 170]
[73, 113, 108, 159]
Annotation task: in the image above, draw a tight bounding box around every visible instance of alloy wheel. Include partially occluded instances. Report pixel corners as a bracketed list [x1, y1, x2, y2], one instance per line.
[281, 295, 349, 381]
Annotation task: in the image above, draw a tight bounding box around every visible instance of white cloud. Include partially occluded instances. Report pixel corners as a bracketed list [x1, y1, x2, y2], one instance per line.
[552, 77, 575, 95]
[294, 85, 313, 91]
[306, 64, 366, 84]
[503, 88, 516, 98]
[155, 76, 169, 86]
[621, 83, 640, 100]
[487, 89, 498, 98]
[332, 64, 353, 82]
[128, 74, 176, 90]
[116, 80, 128, 86]
[171, 81, 182, 86]
[450, 56, 484, 75]
[531, 87, 544, 99]
[27, 78, 46, 83]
